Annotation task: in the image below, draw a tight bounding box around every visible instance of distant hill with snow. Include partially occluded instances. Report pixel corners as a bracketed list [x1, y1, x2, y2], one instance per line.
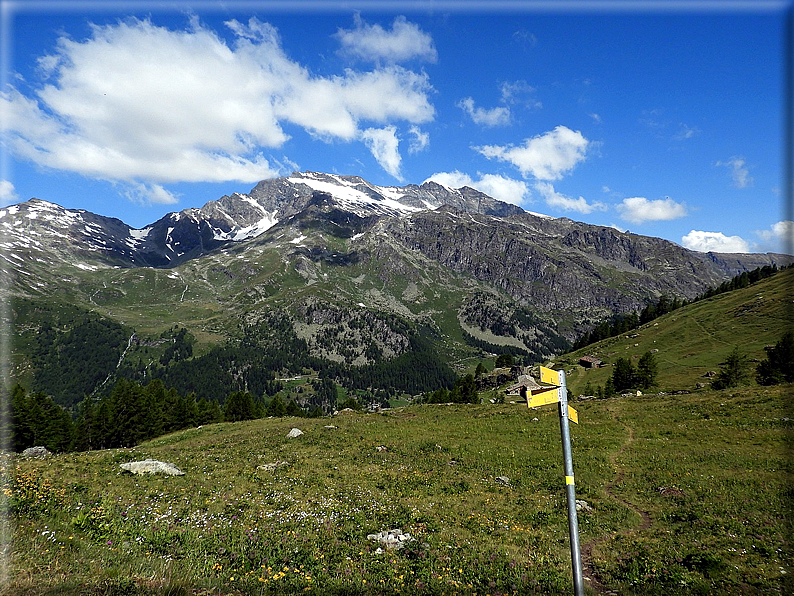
[3, 170, 792, 404]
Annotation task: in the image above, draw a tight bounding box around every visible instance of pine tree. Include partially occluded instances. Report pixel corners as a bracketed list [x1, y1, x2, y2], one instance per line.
[196, 397, 222, 425]
[636, 351, 658, 389]
[10, 384, 35, 451]
[712, 347, 751, 390]
[611, 358, 636, 392]
[756, 331, 794, 385]
[224, 391, 257, 422]
[267, 393, 287, 417]
[451, 374, 479, 404]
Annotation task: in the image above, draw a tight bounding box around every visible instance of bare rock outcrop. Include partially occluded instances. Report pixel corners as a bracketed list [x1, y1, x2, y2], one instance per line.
[119, 459, 184, 476]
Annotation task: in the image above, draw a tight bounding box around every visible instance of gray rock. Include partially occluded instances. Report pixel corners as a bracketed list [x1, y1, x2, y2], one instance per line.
[576, 499, 593, 513]
[367, 528, 414, 550]
[258, 461, 288, 471]
[495, 476, 511, 487]
[21, 446, 50, 459]
[119, 459, 184, 476]
[286, 428, 304, 438]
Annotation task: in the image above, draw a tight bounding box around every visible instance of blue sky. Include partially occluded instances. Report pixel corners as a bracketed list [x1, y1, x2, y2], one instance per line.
[1, 1, 792, 254]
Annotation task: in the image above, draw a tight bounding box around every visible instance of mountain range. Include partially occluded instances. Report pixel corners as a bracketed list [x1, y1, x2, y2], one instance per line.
[4, 171, 791, 403]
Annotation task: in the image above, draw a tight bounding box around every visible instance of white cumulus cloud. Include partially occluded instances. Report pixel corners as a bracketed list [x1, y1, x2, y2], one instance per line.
[476, 125, 589, 180]
[753, 220, 794, 254]
[0, 180, 19, 205]
[425, 171, 529, 206]
[681, 230, 750, 253]
[0, 16, 436, 194]
[534, 182, 606, 214]
[457, 97, 511, 127]
[335, 15, 437, 63]
[123, 182, 179, 206]
[361, 126, 402, 180]
[617, 196, 687, 225]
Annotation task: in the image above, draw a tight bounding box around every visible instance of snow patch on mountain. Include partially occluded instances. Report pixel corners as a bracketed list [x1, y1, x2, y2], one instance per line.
[130, 228, 152, 239]
[287, 175, 422, 217]
[127, 227, 152, 248]
[239, 194, 267, 214]
[527, 210, 555, 220]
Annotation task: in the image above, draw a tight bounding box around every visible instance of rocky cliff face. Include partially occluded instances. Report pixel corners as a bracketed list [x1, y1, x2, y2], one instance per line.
[375, 207, 746, 321]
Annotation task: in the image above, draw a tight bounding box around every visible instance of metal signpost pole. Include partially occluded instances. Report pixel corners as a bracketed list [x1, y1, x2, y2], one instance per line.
[557, 370, 584, 596]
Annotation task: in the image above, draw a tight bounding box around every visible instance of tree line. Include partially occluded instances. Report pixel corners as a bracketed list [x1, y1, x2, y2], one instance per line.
[6, 377, 324, 454]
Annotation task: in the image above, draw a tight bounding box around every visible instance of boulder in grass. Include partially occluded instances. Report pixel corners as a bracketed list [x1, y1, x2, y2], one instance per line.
[367, 529, 414, 550]
[286, 428, 304, 438]
[119, 459, 184, 476]
[21, 446, 51, 459]
[576, 499, 594, 513]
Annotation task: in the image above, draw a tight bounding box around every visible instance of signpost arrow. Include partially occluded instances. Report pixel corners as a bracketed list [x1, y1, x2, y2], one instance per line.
[539, 365, 561, 386]
[527, 385, 559, 408]
[567, 405, 579, 425]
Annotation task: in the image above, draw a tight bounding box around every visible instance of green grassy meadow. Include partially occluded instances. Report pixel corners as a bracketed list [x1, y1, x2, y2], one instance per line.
[558, 268, 794, 396]
[4, 382, 791, 595]
[5, 266, 792, 595]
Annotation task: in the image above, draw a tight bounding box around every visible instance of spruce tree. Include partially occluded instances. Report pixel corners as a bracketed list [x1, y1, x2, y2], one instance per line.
[285, 399, 303, 417]
[636, 351, 658, 389]
[196, 398, 222, 425]
[224, 391, 257, 422]
[756, 331, 794, 385]
[267, 393, 287, 417]
[451, 374, 478, 404]
[611, 357, 636, 392]
[712, 347, 751, 390]
[10, 384, 34, 451]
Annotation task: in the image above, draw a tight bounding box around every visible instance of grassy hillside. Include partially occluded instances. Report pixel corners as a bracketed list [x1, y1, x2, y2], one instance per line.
[556, 267, 794, 396]
[4, 382, 791, 595]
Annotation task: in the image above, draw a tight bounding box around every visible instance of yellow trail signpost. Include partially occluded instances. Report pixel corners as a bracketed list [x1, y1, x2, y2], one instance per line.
[526, 387, 559, 408]
[528, 366, 584, 596]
